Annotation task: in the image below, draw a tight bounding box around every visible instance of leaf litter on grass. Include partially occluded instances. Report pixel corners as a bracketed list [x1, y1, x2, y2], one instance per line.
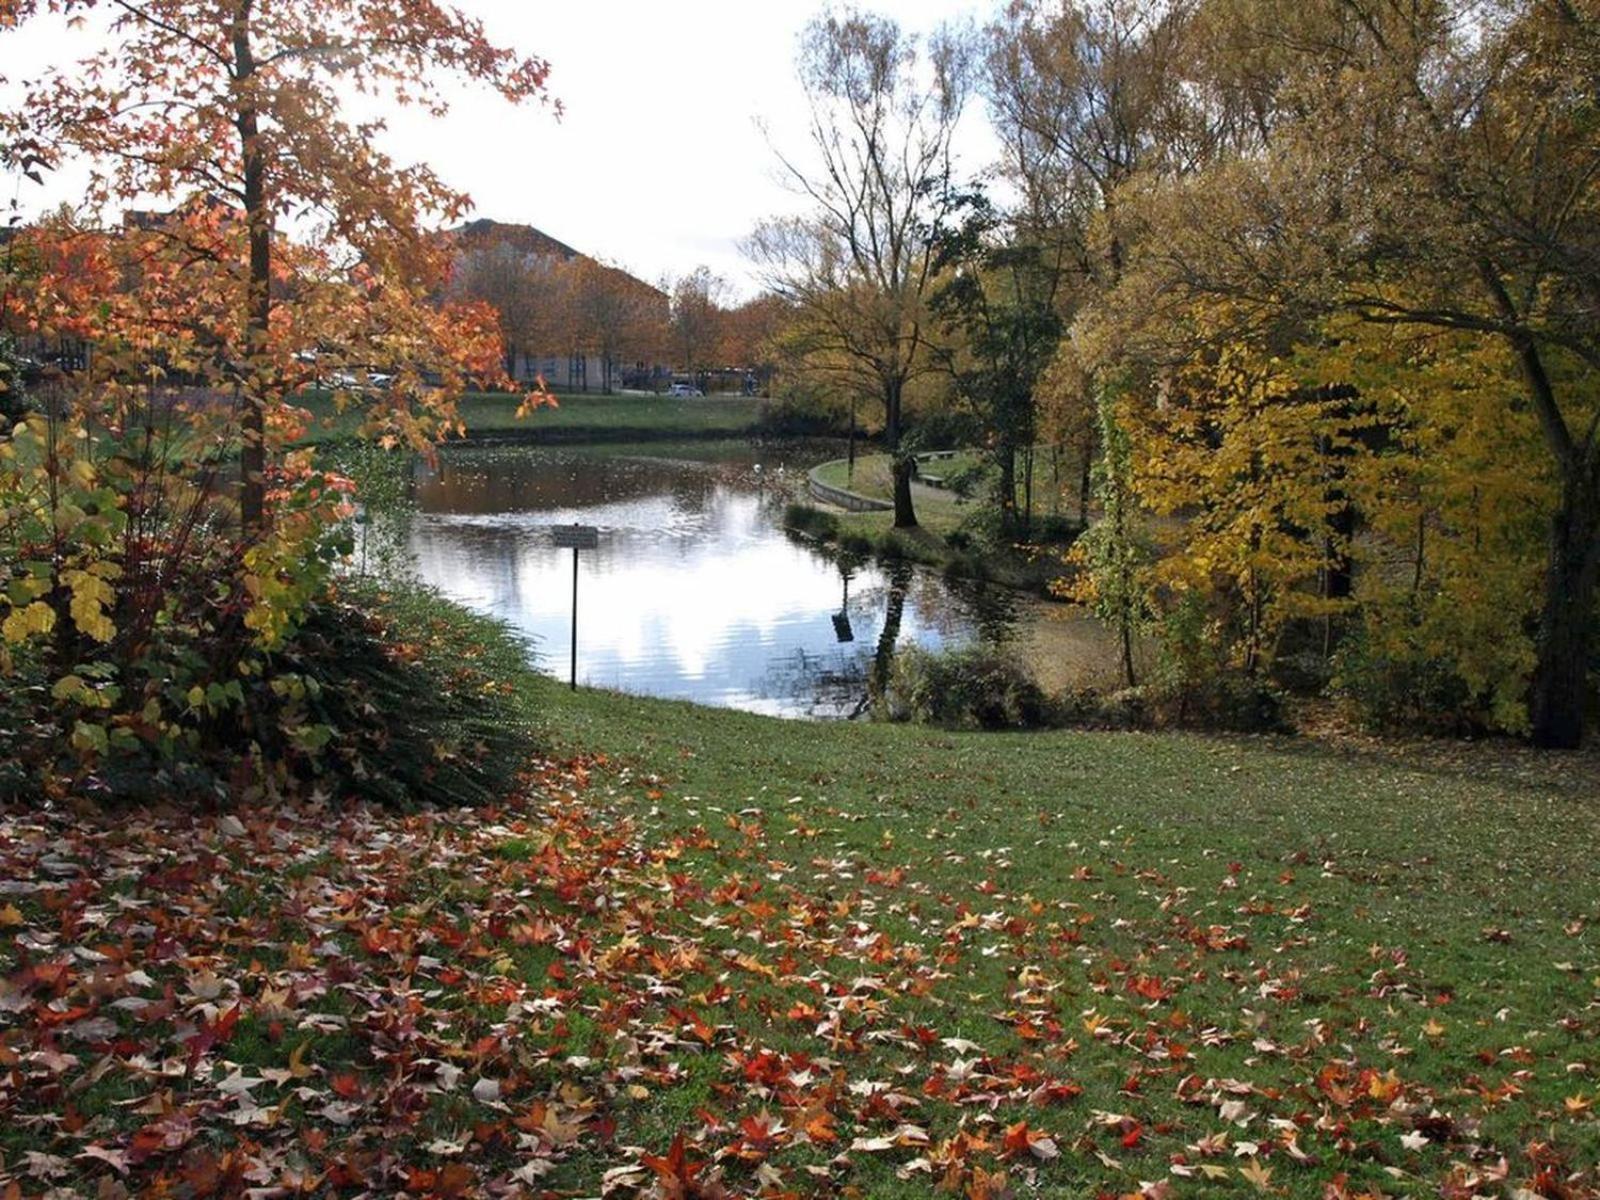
[0, 752, 1596, 1198]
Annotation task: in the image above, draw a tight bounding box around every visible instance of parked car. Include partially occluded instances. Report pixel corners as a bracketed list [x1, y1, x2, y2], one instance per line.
[667, 382, 704, 397]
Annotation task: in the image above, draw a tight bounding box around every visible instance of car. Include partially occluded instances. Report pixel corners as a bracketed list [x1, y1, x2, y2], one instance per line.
[666, 382, 704, 397]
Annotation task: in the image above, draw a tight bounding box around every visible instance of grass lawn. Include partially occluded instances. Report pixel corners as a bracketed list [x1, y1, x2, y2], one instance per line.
[800, 455, 1075, 593]
[296, 389, 768, 444]
[2, 616, 1596, 1197]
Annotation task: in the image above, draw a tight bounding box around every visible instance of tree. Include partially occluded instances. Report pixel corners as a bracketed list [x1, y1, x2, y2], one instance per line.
[450, 243, 548, 382]
[929, 188, 1065, 537]
[668, 265, 728, 385]
[0, 1, 548, 792]
[1099, 0, 1599, 745]
[716, 293, 791, 395]
[570, 259, 666, 394]
[2, 0, 550, 531]
[748, 9, 972, 528]
[1064, 386, 1152, 688]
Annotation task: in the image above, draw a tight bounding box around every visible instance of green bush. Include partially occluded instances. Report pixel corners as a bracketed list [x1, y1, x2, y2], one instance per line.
[1332, 626, 1484, 734]
[0, 582, 538, 807]
[264, 583, 538, 807]
[751, 392, 854, 438]
[906, 408, 981, 451]
[879, 644, 1050, 730]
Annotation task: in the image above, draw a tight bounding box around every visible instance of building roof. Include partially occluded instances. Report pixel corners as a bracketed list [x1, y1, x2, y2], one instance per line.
[449, 219, 581, 262]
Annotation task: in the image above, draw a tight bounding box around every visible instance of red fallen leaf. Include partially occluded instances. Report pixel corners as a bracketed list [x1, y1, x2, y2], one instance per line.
[801, 1107, 837, 1143]
[34, 1003, 96, 1028]
[967, 1165, 1015, 1200]
[1002, 1120, 1034, 1158]
[1121, 1123, 1145, 1150]
[1127, 974, 1172, 1002]
[641, 1131, 730, 1198]
[330, 1072, 364, 1099]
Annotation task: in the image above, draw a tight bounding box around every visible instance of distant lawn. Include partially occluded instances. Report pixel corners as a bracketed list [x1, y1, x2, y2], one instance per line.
[296, 389, 768, 444]
[804, 454, 1079, 592]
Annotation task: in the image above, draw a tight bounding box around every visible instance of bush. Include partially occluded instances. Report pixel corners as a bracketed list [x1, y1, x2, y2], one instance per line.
[906, 408, 981, 451]
[879, 644, 1050, 730]
[0, 580, 538, 807]
[751, 392, 855, 438]
[1033, 513, 1083, 546]
[1152, 673, 1288, 733]
[0, 334, 33, 426]
[263, 583, 538, 807]
[1332, 627, 1485, 735]
[941, 459, 990, 499]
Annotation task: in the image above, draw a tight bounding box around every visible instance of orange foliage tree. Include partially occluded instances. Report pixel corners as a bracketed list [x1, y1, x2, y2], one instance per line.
[0, 0, 550, 794]
[3, 0, 550, 527]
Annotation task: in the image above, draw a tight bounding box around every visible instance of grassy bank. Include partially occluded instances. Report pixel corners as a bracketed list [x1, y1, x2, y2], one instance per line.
[3, 584, 1595, 1198]
[297, 389, 768, 445]
[787, 488, 1077, 595]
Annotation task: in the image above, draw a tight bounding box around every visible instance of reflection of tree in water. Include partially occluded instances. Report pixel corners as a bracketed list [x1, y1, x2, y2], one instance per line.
[753, 557, 916, 719]
[757, 646, 874, 719]
[752, 553, 1031, 718]
[872, 559, 915, 697]
[935, 573, 1022, 645]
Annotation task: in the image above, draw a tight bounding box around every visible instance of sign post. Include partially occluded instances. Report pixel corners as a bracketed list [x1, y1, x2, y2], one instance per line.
[550, 524, 599, 690]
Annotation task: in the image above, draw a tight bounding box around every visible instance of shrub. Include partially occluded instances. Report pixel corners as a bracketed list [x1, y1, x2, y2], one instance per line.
[941, 458, 990, 499]
[1152, 673, 1289, 733]
[1033, 513, 1083, 546]
[879, 644, 1050, 730]
[264, 583, 538, 807]
[1332, 626, 1485, 735]
[751, 391, 855, 438]
[906, 408, 981, 451]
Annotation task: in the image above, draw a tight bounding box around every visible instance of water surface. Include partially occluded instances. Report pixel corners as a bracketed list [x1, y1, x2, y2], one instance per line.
[408, 441, 1111, 717]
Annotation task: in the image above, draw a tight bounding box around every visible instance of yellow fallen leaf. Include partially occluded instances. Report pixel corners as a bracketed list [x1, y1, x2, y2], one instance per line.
[1239, 1158, 1274, 1193]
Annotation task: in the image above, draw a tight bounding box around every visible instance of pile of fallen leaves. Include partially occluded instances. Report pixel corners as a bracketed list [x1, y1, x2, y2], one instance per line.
[1, 755, 1595, 1198]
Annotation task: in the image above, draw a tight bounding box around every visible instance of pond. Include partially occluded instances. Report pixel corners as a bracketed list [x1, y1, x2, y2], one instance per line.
[406, 440, 1118, 718]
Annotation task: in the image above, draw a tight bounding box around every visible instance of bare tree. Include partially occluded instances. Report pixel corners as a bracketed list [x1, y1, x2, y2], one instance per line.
[748, 9, 972, 528]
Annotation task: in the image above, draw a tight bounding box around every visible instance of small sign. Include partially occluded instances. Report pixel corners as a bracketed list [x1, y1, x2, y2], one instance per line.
[551, 524, 599, 550]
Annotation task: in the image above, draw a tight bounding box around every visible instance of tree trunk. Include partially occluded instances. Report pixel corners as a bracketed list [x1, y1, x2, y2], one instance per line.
[1529, 472, 1598, 748]
[1023, 445, 1034, 537]
[883, 378, 917, 529]
[872, 560, 914, 696]
[996, 441, 1017, 536]
[234, 8, 270, 536]
[1120, 619, 1137, 690]
[1078, 432, 1093, 526]
[891, 456, 917, 529]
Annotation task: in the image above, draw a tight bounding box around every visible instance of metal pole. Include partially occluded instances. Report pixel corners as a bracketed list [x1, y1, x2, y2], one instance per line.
[570, 546, 579, 690]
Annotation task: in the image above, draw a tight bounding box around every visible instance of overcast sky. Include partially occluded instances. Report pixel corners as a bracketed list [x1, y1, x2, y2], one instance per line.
[4, 1, 1006, 298]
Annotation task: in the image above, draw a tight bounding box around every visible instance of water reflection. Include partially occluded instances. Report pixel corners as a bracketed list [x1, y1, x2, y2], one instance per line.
[407, 442, 1096, 718]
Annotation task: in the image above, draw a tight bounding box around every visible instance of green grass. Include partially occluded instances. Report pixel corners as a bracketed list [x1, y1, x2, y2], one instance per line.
[524, 679, 1600, 1195]
[296, 389, 768, 445]
[3, 586, 1595, 1198]
[791, 461, 1077, 593]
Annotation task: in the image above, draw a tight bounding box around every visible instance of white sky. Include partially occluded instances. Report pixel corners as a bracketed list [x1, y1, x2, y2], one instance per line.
[3, 0, 1006, 298]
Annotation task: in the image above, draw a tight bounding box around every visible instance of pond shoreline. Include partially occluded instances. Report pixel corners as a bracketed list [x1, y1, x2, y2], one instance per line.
[405, 440, 1048, 718]
[783, 497, 1080, 599]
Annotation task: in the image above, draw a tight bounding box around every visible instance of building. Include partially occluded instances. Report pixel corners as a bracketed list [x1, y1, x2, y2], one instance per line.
[446, 220, 671, 393]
